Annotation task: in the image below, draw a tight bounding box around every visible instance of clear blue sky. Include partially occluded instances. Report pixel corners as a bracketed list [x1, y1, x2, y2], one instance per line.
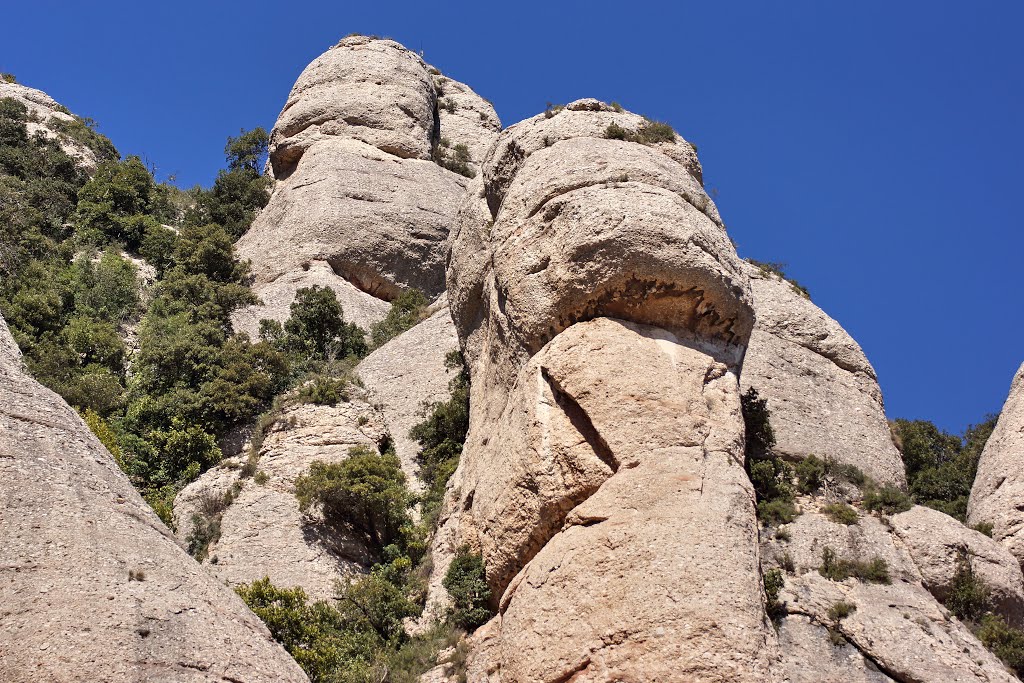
[4, 1, 1022, 435]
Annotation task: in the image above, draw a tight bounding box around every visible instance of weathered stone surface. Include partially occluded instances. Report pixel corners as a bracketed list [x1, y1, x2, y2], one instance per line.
[435, 100, 774, 680]
[0, 81, 101, 171]
[776, 614, 892, 683]
[779, 574, 1016, 683]
[238, 138, 466, 302]
[893, 505, 1024, 627]
[740, 261, 907, 488]
[970, 363, 1024, 566]
[270, 36, 438, 177]
[173, 395, 388, 600]
[357, 304, 460, 482]
[432, 73, 501, 177]
[764, 506, 1018, 682]
[236, 37, 501, 339]
[472, 320, 775, 682]
[0, 314, 307, 682]
[232, 258, 390, 338]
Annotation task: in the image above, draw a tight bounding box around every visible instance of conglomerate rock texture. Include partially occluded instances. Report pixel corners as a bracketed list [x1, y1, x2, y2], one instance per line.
[172, 393, 388, 600]
[0, 314, 307, 683]
[763, 504, 1020, 682]
[970, 363, 1024, 567]
[739, 261, 907, 488]
[234, 36, 500, 338]
[433, 99, 777, 681]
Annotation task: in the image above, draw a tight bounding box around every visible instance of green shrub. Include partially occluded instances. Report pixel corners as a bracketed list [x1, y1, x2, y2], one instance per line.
[412, 351, 470, 522]
[977, 615, 1024, 676]
[742, 387, 776, 458]
[763, 567, 786, 620]
[746, 259, 811, 299]
[604, 120, 677, 145]
[433, 138, 475, 178]
[443, 546, 493, 630]
[819, 547, 891, 584]
[946, 549, 991, 622]
[295, 446, 413, 553]
[47, 115, 119, 164]
[972, 521, 995, 537]
[828, 601, 857, 621]
[0, 73, 15, 84]
[892, 417, 997, 522]
[298, 375, 349, 405]
[863, 484, 913, 515]
[284, 285, 367, 360]
[370, 288, 429, 348]
[758, 498, 798, 525]
[822, 502, 859, 526]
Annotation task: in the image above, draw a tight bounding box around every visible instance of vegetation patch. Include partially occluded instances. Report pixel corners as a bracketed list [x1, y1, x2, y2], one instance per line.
[822, 502, 859, 526]
[819, 547, 890, 584]
[369, 288, 429, 348]
[443, 546, 494, 630]
[432, 138, 475, 178]
[742, 387, 798, 525]
[746, 259, 811, 299]
[763, 567, 786, 621]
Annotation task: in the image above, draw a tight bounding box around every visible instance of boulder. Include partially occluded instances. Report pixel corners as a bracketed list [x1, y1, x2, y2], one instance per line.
[969, 363, 1024, 565]
[892, 505, 1024, 627]
[173, 394, 388, 600]
[0, 313, 307, 682]
[739, 261, 907, 488]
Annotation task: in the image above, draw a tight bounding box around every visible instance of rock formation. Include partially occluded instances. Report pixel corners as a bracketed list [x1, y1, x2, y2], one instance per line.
[970, 363, 1024, 565]
[0, 81, 104, 171]
[173, 393, 388, 600]
[0, 313, 307, 682]
[357, 302, 461, 482]
[763, 504, 1019, 682]
[739, 261, 907, 488]
[433, 99, 776, 681]
[233, 36, 500, 337]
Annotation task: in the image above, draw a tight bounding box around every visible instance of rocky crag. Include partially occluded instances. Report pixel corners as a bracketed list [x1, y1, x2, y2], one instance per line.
[3, 35, 1023, 683]
[0, 313, 307, 682]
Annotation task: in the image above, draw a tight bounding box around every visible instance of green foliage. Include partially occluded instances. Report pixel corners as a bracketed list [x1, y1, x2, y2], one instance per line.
[828, 601, 857, 621]
[0, 73, 15, 84]
[822, 502, 859, 525]
[47, 115, 119, 164]
[795, 455, 868, 494]
[946, 549, 991, 623]
[433, 138, 475, 178]
[819, 547, 891, 584]
[742, 387, 776, 457]
[295, 446, 414, 553]
[977, 615, 1024, 676]
[74, 156, 155, 249]
[443, 547, 493, 630]
[284, 285, 368, 361]
[298, 375, 351, 406]
[604, 120, 677, 145]
[746, 258, 811, 299]
[225, 127, 269, 173]
[893, 417, 997, 522]
[369, 288, 428, 348]
[862, 483, 913, 515]
[411, 351, 470, 521]
[973, 521, 995, 538]
[763, 567, 786, 620]
[757, 498, 798, 525]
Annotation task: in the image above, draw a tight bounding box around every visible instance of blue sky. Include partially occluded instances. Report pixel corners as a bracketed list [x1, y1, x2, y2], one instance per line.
[4, 1, 1022, 434]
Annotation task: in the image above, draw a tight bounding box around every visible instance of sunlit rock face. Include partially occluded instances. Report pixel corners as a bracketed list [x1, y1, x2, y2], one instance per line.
[234, 36, 500, 336]
[431, 99, 778, 682]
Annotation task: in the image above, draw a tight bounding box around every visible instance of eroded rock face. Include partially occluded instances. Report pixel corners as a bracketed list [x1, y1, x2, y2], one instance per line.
[173, 395, 388, 600]
[969, 363, 1024, 566]
[357, 304, 460, 483]
[0, 314, 307, 682]
[235, 36, 500, 336]
[739, 262, 907, 488]
[436, 100, 773, 681]
[764, 506, 1019, 682]
[892, 505, 1024, 627]
[0, 81, 102, 171]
